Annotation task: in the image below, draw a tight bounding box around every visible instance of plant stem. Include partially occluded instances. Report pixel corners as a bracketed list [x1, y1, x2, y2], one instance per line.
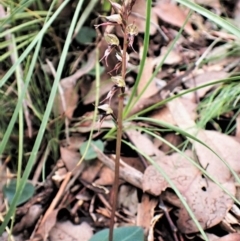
[109, 27, 128, 241]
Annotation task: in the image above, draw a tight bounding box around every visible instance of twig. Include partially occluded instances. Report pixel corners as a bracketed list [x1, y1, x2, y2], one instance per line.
[37, 172, 72, 227]
[159, 198, 179, 241]
[93, 144, 144, 191]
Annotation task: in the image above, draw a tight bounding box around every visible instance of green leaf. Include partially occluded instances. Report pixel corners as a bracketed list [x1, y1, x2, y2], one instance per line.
[3, 179, 35, 206]
[89, 226, 144, 241]
[80, 139, 104, 161]
[76, 26, 96, 44]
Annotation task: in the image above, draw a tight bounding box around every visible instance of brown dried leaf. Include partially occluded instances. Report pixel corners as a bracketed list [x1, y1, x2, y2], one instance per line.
[149, 97, 197, 125]
[83, 72, 113, 105]
[126, 129, 163, 156]
[143, 150, 195, 195]
[195, 0, 221, 10]
[121, 156, 145, 173]
[80, 160, 103, 183]
[143, 150, 235, 233]
[118, 184, 138, 215]
[153, 2, 195, 36]
[13, 205, 43, 233]
[54, 50, 96, 118]
[49, 221, 92, 241]
[0, 233, 24, 241]
[137, 57, 160, 99]
[185, 70, 228, 101]
[220, 214, 237, 233]
[136, 194, 158, 236]
[60, 146, 81, 171]
[154, 45, 182, 65]
[35, 209, 58, 240]
[129, 0, 158, 35]
[235, 114, 240, 138]
[195, 130, 240, 183]
[94, 166, 114, 186]
[167, 98, 240, 183]
[212, 233, 240, 241]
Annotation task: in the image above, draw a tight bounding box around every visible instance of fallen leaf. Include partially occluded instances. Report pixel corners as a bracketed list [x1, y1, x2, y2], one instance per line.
[142, 150, 235, 233]
[212, 233, 240, 241]
[154, 45, 182, 65]
[94, 166, 114, 186]
[13, 205, 43, 233]
[195, 0, 221, 10]
[121, 156, 145, 173]
[150, 97, 197, 126]
[126, 129, 163, 156]
[220, 216, 236, 233]
[35, 209, 58, 240]
[137, 57, 160, 99]
[235, 113, 240, 138]
[80, 160, 103, 183]
[0, 233, 24, 241]
[167, 98, 240, 183]
[83, 72, 113, 105]
[143, 150, 195, 196]
[60, 146, 81, 171]
[160, 133, 182, 153]
[152, 97, 240, 232]
[153, 2, 195, 36]
[54, 50, 96, 118]
[136, 194, 158, 236]
[194, 130, 240, 183]
[49, 221, 93, 241]
[129, 0, 158, 35]
[184, 70, 228, 101]
[118, 184, 138, 215]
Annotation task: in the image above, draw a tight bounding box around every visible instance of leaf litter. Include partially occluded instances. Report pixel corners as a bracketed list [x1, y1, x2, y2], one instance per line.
[2, 0, 240, 241]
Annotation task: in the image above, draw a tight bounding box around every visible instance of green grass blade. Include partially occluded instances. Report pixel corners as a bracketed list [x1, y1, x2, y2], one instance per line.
[123, 0, 151, 117]
[130, 117, 240, 205]
[176, 0, 240, 38]
[0, 18, 43, 38]
[0, 0, 71, 89]
[73, 0, 98, 39]
[130, 76, 239, 117]
[126, 10, 192, 117]
[122, 139, 209, 241]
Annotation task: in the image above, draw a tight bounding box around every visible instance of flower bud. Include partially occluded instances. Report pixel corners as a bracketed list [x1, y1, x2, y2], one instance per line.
[116, 50, 130, 63]
[109, 0, 122, 14]
[111, 76, 125, 88]
[98, 104, 113, 115]
[97, 104, 117, 131]
[126, 23, 138, 36]
[104, 33, 119, 46]
[105, 14, 122, 24]
[126, 23, 138, 52]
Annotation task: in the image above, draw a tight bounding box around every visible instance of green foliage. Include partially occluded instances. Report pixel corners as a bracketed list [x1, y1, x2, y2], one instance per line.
[3, 179, 35, 206]
[80, 140, 104, 161]
[76, 26, 96, 44]
[89, 226, 144, 241]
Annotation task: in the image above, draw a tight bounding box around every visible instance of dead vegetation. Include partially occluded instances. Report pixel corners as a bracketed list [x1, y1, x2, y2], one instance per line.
[1, 0, 240, 241]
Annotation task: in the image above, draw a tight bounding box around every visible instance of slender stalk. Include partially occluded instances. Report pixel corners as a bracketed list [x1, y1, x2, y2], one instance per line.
[109, 18, 128, 241]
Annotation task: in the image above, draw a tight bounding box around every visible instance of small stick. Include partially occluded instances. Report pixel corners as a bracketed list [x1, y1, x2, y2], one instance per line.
[159, 198, 179, 241]
[37, 172, 72, 226]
